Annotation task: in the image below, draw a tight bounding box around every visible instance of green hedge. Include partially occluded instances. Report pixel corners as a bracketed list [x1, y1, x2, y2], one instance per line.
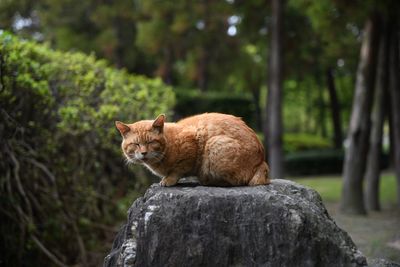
[174, 88, 257, 128]
[0, 32, 174, 266]
[285, 149, 389, 176]
[283, 133, 332, 153]
[285, 149, 344, 176]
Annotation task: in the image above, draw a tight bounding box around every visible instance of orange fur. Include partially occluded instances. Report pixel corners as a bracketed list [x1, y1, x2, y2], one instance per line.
[116, 113, 270, 187]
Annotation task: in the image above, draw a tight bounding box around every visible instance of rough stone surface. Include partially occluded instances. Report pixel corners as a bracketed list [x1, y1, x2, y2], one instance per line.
[104, 179, 368, 267]
[369, 259, 400, 267]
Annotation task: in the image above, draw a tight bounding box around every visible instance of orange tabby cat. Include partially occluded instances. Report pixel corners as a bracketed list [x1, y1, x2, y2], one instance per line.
[115, 113, 270, 186]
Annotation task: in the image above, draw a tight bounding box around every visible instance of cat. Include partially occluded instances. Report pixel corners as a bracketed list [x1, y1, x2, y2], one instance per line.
[115, 113, 270, 187]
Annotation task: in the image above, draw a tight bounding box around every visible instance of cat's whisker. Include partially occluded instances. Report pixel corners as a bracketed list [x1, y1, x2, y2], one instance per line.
[124, 156, 137, 165]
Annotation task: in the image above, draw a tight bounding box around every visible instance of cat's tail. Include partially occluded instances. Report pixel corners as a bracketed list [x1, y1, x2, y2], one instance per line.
[249, 161, 270, 186]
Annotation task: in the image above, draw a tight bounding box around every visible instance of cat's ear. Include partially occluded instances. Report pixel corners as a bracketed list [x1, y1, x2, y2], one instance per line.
[152, 114, 165, 133]
[115, 121, 130, 136]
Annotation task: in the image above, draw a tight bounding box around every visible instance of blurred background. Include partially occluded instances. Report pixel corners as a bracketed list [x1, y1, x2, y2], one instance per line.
[1, 0, 399, 266]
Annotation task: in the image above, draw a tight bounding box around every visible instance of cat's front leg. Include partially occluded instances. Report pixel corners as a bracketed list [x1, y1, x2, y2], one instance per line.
[160, 174, 180, 187]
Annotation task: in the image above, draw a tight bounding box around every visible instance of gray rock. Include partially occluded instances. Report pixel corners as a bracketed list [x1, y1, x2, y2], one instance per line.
[104, 179, 367, 267]
[369, 259, 400, 267]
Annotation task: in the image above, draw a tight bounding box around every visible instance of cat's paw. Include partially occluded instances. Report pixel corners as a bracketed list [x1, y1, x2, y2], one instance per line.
[160, 177, 178, 187]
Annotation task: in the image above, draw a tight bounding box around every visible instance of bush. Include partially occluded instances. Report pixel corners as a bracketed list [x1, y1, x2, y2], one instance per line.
[283, 133, 332, 153]
[173, 88, 257, 128]
[0, 32, 174, 266]
[285, 149, 345, 176]
[285, 149, 389, 176]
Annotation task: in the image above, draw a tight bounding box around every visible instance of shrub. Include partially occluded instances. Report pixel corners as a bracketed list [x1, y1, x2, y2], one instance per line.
[0, 32, 174, 266]
[285, 149, 389, 176]
[283, 133, 332, 153]
[285, 149, 344, 176]
[173, 88, 257, 128]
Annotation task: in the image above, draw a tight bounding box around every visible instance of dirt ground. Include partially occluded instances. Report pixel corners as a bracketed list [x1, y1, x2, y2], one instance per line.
[325, 203, 400, 264]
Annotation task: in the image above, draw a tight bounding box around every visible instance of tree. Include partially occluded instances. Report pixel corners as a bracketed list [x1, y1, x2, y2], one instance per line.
[326, 67, 343, 149]
[340, 14, 381, 215]
[388, 19, 400, 209]
[0, 0, 148, 73]
[364, 18, 390, 211]
[135, 0, 240, 90]
[265, 0, 285, 179]
[287, 0, 360, 145]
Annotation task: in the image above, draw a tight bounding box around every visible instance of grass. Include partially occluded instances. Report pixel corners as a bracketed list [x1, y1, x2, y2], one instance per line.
[293, 173, 398, 205]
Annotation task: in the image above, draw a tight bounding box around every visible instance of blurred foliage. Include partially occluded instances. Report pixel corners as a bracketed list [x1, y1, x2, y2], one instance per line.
[174, 88, 257, 129]
[283, 133, 331, 153]
[257, 132, 332, 153]
[0, 32, 174, 266]
[0, 0, 148, 73]
[285, 149, 345, 176]
[283, 74, 354, 136]
[285, 149, 389, 176]
[0, 0, 370, 142]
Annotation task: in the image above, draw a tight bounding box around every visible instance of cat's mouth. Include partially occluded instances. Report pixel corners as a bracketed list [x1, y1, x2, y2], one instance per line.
[140, 153, 164, 163]
[125, 153, 142, 164]
[130, 154, 149, 163]
[126, 152, 163, 164]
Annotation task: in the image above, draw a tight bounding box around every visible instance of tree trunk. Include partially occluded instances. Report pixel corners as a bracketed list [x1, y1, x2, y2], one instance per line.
[317, 75, 327, 138]
[388, 22, 400, 208]
[387, 97, 394, 168]
[113, 17, 126, 69]
[157, 47, 173, 85]
[198, 0, 210, 92]
[365, 20, 390, 211]
[250, 85, 262, 131]
[304, 78, 313, 132]
[265, 0, 284, 179]
[198, 47, 209, 92]
[326, 67, 343, 149]
[340, 15, 381, 215]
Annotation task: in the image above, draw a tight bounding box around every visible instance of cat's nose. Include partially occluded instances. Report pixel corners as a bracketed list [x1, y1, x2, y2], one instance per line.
[141, 151, 147, 156]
